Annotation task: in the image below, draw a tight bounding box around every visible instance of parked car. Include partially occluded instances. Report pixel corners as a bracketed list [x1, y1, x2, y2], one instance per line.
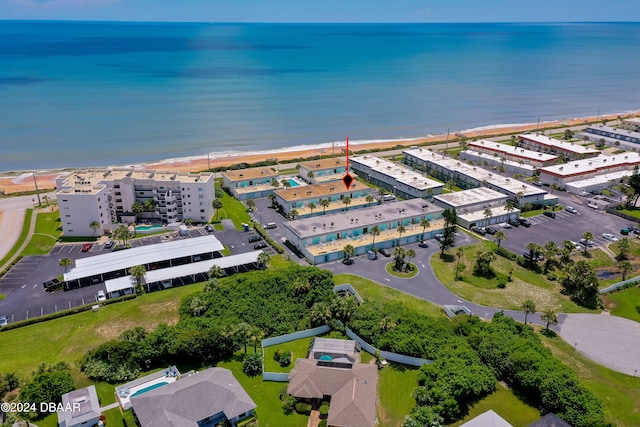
[570, 241, 583, 251]
[418, 241, 429, 248]
[518, 218, 533, 227]
[378, 248, 391, 257]
[204, 225, 214, 233]
[81, 243, 93, 252]
[507, 219, 520, 227]
[104, 240, 114, 249]
[0, 315, 8, 327]
[565, 206, 578, 214]
[499, 222, 512, 229]
[248, 235, 262, 243]
[367, 250, 378, 260]
[543, 211, 556, 219]
[434, 233, 445, 242]
[341, 257, 354, 265]
[523, 252, 544, 262]
[253, 242, 268, 249]
[42, 278, 61, 289]
[579, 238, 595, 247]
[485, 227, 498, 235]
[602, 233, 618, 241]
[620, 228, 631, 235]
[97, 290, 106, 302]
[471, 226, 486, 235]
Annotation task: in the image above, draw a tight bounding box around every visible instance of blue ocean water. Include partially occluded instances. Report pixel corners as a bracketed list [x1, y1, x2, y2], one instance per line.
[1, 21, 639, 172]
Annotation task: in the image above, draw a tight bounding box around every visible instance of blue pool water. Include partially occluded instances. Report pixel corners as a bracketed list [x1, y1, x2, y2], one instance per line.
[319, 355, 333, 361]
[287, 179, 300, 187]
[135, 224, 164, 231]
[131, 381, 169, 398]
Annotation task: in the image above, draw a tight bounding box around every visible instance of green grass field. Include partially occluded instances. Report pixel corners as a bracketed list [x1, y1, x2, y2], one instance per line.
[604, 287, 640, 322]
[22, 210, 62, 256]
[377, 363, 420, 427]
[215, 187, 252, 230]
[432, 242, 594, 313]
[263, 338, 311, 373]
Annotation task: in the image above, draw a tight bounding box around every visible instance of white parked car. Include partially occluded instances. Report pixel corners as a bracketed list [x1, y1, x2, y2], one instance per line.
[97, 290, 106, 302]
[570, 241, 582, 251]
[0, 315, 8, 327]
[565, 206, 578, 214]
[499, 222, 512, 229]
[602, 233, 618, 242]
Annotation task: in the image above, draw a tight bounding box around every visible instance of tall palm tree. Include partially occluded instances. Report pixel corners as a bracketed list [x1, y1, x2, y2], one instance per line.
[289, 209, 299, 220]
[378, 188, 387, 204]
[59, 257, 72, 275]
[129, 265, 147, 295]
[494, 230, 507, 247]
[257, 252, 270, 269]
[343, 244, 355, 260]
[420, 218, 430, 241]
[483, 208, 492, 222]
[405, 249, 416, 271]
[320, 199, 330, 215]
[89, 221, 100, 236]
[581, 231, 594, 255]
[521, 299, 536, 325]
[271, 178, 279, 189]
[541, 307, 558, 331]
[455, 247, 464, 280]
[370, 225, 380, 250]
[208, 264, 225, 279]
[342, 196, 351, 211]
[308, 202, 316, 215]
[211, 199, 223, 220]
[365, 194, 374, 207]
[397, 224, 406, 244]
[516, 191, 524, 207]
[235, 322, 252, 354]
[246, 199, 255, 212]
[307, 171, 315, 182]
[250, 326, 265, 352]
[281, 179, 292, 189]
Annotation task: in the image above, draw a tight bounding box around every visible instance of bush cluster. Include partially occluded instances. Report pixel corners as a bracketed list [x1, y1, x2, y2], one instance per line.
[273, 349, 291, 367]
[493, 246, 517, 261]
[295, 402, 312, 415]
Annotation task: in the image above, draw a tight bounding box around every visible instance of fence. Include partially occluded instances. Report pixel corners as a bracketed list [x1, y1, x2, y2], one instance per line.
[600, 275, 640, 294]
[345, 327, 431, 367]
[332, 284, 364, 303]
[606, 207, 639, 222]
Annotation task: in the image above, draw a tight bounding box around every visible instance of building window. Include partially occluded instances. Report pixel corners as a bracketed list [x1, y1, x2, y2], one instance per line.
[200, 209, 205, 213]
[198, 187, 203, 191]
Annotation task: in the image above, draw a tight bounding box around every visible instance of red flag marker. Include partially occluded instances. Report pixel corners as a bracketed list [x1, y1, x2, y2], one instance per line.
[342, 136, 353, 190]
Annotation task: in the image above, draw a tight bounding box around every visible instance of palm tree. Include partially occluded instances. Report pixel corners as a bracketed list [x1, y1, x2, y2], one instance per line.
[308, 202, 316, 215]
[320, 198, 330, 215]
[342, 196, 351, 211]
[208, 264, 225, 279]
[525, 242, 544, 263]
[379, 316, 397, 332]
[365, 194, 374, 207]
[618, 260, 634, 281]
[271, 178, 279, 189]
[483, 207, 493, 222]
[494, 230, 507, 247]
[393, 247, 406, 270]
[250, 326, 265, 352]
[521, 299, 536, 325]
[505, 200, 516, 215]
[211, 198, 223, 220]
[281, 179, 292, 189]
[113, 224, 132, 246]
[343, 244, 355, 261]
[405, 249, 416, 271]
[257, 252, 270, 269]
[397, 224, 406, 245]
[370, 225, 380, 250]
[543, 241, 558, 273]
[246, 199, 255, 212]
[131, 201, 144, 214]
[420, 218, 430, 241]
[59, 257, 72, 275]
[455, 247, 464, 280]
[516, 191, 524, 207]
[235, 322, 252, 354]
[129, 265, 147, 295]
[378, 188, 387, 204]
[89, 221, 100, 236]
[541, 307, 558, 331]
[289, 209, 299, 220]
[581, 231, 594, 255]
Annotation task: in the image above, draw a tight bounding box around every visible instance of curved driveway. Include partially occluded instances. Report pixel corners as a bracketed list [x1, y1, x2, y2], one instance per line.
[324, 236, 640, 376]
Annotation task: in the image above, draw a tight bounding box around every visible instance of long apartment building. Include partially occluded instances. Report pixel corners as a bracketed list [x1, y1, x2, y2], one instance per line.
[298, 157, 349, 184]
[583, 124, 640, 150]
[461, 139, 558, 173]
[517, 133, 600, 160]
[350, 155, 444, 199]
[222, 166, 279, 200]
[403, 148, 557, 207]
[56, 169, 214, 237]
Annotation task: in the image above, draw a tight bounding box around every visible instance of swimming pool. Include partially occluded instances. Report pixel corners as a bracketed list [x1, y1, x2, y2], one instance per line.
[135, 224, 164, 231]
[287, 179, 300, 187]
[131, 381, 169, 398]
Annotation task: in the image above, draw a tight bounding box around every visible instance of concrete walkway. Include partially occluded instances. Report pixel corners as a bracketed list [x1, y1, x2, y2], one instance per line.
[0, 207, 37, 272]
[0, 208, 26, 261]
[100, 402, 121, 411]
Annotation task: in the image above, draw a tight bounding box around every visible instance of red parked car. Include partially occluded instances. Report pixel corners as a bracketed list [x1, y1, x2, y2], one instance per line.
[81, 243, 93, 252]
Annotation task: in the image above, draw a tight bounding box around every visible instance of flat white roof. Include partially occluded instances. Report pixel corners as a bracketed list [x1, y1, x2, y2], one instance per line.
[105, 276, 135, 293]
[351, 156, 443, 190]
[469, 140, 558, 162]
[64, 235, 224, 281]
[565, 170, 633, 190]
[434, 188, 508, 208]
[539, 152, 640, 177]
[144, 251, 263, 283]
[518, 134, 599, 155]
[586, 124, 640, 140]
[460, 150, 536, 171]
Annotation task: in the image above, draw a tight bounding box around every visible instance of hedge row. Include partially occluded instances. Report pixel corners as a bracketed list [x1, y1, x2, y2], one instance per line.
[253, 224, 285, 254]
[493, 246, 517, 261]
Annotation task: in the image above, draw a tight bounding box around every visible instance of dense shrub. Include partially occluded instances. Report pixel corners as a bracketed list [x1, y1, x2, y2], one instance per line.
[20, 363, 75, 416]
[493, 246, 517, 260]
[318, 420, 327, 427]
[295, 402, 312, 415]
[281, 395, 297, 414]
[273, 349, 292, 367]
[319, 403, 329, 418]
[242, 353, 263, 377]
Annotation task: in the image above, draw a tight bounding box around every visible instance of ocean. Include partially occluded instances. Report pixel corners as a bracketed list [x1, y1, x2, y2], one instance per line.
[1, 21, 639, 172]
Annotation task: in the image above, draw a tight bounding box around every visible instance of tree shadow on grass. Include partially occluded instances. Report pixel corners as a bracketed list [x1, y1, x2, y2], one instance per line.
[440, 253, 455, 263]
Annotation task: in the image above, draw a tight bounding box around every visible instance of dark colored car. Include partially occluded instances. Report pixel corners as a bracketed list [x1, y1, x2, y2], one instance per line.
[543, 211, 556, 219]
[485, 227, 497, 235]
[523, 252, 544, 262]
[471, 226, 486, 235]
[418, 241, 429, 248]
[43, 278, 61, 289]
[518, 218, 532, 227]
[507, 219, 520, 227]
[620, 228, 631, 235]
[253, 242, 268, 249]
[378, 248, 391, 257]
[341, 258, 354, 265]
[248, 235, 262, 243]
[204, 225, 214, 233]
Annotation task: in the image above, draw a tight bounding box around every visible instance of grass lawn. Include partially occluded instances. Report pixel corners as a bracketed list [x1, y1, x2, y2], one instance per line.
[215, 186, 252, 231]
[263, 337, 311, 373]
[618, 207, 640, 220]
[540, 329, 640, 427]
[0, 283, 205, 381]
[0, 208, 32, 268]
[333, 274, 444, 318]
[448, 383, 541, 427]
[603, 287, 640, 322]
[377, 362, 420, 427]
[22, 210, 63, 255]
[432, 242, 594, 313]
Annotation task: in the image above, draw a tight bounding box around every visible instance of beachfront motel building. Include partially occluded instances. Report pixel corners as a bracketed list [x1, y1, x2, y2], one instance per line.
[273, 180, 374, 219]
[56, 169, 215, 237]
[459, 139, 559, 176]
[517, 133, 600, 161]
[283, 198, 444, 265]
[349, 155, 444, 199]
[583, 124, 640, 151]
[403, 148, 558, 207]
[298, 157, 349, 184]
[222, 166, 279, 201]
[433, 188, 521, 229]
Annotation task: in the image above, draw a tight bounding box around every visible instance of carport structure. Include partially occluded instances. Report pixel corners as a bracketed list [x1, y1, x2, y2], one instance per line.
[105, 276, 136, 298]
[63, 235, 224, 289]
[144, 250, 265, 292]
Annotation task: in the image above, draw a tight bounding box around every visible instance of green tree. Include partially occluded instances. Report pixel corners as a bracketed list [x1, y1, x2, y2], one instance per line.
[525, 242, 544, 263]
[378, 188, 388, 204]
[561, 239, 575, 263]
[281, 179, 292, 189]
[618, 260, 634, 281]
[250, 326, 265, 352]
[307, 201, 316, 215]
[242, 352, 262, 377]
[235, 322, 252, 354]
[343, 244, 355, 261]
[289, 209, 299, 220]
[342, 196, 351, 210]
[129, 265, 147, 295]
[397, 224, 406, 244]
[246, 198, 255, 212]
[131, 201, 144, 214]
[420, 218, 430, 241]
[474, 251, 496, 277]
[143, 198, 156, 212]
[257, 252, 270, 269]
[307, 171, 314, 181]
[541, 307, 558, 331]
[617, 237, 631, 260]
[483, 207, 493, 221]
[211, 198, 223, 220]
[440, 208, 458, 255]
[521, 299, 536, 325]
[20, 368, 75, 416]
[505, 199, 516, 215]
[365, 194, 374, 207]
[113, 223, 132, 246]
[320, 198, 330, 214]
[543, 241, 559, 273]
[446, 179, 456, 192]
[59, 257, 72, 274]
[208, 264, 225, 279]
[581, 231, 594, 255]
[369, 225, 380, 249]
[560, 260, 601, 309]
[564, 129, 574, 140]
[405, 249, 416, 271]
[89, 220, 100, 236]
[403, 406, 444, 427]
[393, 247, 406, 271]
[455, 247, 464, 280]
[494, 230, 507, 247]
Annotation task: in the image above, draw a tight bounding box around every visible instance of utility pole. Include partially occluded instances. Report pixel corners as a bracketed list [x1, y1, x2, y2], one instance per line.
[32, 172, 41, 206]
[444, 128, 449, 158]
[207, 153, 211, 171]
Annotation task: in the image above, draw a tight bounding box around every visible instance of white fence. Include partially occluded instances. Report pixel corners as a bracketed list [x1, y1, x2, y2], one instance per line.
[345, 327, 431, 367]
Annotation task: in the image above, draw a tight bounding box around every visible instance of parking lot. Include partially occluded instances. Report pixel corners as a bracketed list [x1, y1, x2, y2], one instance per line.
[499, 193, 634, 256]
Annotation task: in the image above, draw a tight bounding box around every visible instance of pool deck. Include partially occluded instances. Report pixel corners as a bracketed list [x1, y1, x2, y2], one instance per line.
[116, 366, 179, 409]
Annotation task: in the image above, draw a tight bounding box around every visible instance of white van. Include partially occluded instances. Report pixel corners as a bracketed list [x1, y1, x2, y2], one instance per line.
[265, 223, 277, 229]
[383, 195, 396, 202]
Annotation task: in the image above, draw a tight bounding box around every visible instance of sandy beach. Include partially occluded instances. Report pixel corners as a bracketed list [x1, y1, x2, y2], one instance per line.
[0, 112, 634, 195]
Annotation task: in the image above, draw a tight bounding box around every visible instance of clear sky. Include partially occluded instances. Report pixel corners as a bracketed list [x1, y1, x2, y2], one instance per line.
[1, 0, 639, 22]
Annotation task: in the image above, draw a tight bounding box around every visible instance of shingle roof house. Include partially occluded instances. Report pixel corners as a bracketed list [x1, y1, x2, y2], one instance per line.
[131, 368, 256, 427]
[527, 413, 573, 427]
[459, 410, 513, 427]
[288, 358, 378, 427]
[58, 385, 101, 427]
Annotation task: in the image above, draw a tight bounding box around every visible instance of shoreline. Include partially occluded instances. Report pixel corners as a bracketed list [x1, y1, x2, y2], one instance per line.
[0, 112, 636, 195]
